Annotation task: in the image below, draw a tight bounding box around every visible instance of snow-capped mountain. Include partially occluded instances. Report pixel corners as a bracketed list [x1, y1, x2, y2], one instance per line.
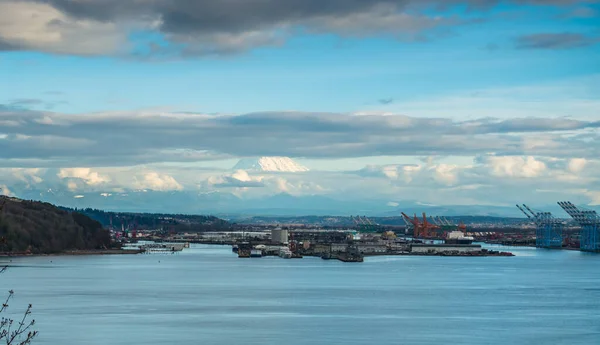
[7, 187, 540, 217]
[233, 156, 309, 172]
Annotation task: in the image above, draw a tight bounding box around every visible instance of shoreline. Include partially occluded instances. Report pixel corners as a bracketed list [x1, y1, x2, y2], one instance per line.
[0, 248, 144, 258]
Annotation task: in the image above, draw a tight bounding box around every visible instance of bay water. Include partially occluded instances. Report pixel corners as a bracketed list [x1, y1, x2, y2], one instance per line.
[2, 244, 599, 345]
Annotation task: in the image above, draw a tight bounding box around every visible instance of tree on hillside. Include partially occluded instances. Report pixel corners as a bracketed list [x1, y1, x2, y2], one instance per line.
[0, 199, 37, 344]
[0, 197, 112, 254]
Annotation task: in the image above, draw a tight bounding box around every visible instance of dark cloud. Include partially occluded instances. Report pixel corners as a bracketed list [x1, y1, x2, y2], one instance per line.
[0, 0, 586, 56]
[6, 99, 45, 107]
[0, 39, 22, 51]
[213, 179, 265, 188]
[515, 32, 600, 49]
[1, 109, 599, 166]
[42, 0, 581, 23]
[562, 6, 599, 18]
[1, 99, 69, 111]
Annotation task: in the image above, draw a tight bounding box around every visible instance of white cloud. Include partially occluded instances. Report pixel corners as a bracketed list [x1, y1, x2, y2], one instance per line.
[355, 162, 463, 186]
[0, 185, 15, 197]
[133, 172, 183, 191]
[58, 168, 111, 185]
[485, 156, 547, 178]
[0, 1, 126, 55]
[2, 153, 600, 208]
[431, 164, 459, 185]
[207, 169, 265, 189]
[230, 170, 254, 182]
[586, 191, 600, 205]
[11, 168, 43, 185]
[356, 164, 424, 182]
[66, 181, 78, 191]
[568, 158, 587, 173]
[267, 177, 326, 195]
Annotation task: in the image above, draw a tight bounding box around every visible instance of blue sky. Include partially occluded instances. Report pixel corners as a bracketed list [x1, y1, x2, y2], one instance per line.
[2, 2, 598, 115]
[1, 0, 599, 211]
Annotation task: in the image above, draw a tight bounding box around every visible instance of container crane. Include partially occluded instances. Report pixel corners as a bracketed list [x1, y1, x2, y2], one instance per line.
[516, 204, 562, 248]
[558, 201, 599, 252]
[350, 215, 381, 233]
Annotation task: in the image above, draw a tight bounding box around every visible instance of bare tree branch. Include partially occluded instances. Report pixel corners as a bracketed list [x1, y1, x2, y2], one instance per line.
[0, 267, 37, 345]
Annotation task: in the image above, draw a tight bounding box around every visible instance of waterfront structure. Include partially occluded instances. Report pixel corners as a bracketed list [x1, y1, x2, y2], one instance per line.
[445, 231, 474, 244]
[330, 243, 348, 253]
[271, 229, 289, 244]
[558, 201, 600, 252]
[325, 242, 389, 255]
[278, 247, 292, 259]
[290, 230, 350, 244]
[516, 204, 563, 248]
[355, 243, 388, 254]
[411, 244, 482, 254]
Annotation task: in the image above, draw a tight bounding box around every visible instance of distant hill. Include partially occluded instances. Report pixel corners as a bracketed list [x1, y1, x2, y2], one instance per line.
[8, 185, 583, 218]
[230, 215, 527, 227]
[0, 196, 111, 254]
[65, 207, 231, 233]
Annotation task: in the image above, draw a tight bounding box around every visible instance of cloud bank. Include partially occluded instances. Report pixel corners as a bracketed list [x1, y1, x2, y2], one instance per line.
[0, 0, 593, 56]
[1, 109, 599, 167]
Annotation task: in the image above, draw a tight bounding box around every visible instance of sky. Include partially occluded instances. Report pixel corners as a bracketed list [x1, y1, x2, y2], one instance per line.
[1, 0, 599, 213]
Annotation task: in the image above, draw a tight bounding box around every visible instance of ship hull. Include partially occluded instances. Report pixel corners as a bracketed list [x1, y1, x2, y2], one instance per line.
[445, 239, 473, 245]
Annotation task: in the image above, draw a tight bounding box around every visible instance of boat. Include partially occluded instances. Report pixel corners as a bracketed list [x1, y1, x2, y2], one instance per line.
[250, 249, 263, 258]
[278, 247, 292, 259]
[232, 245, 239, 253]
[144, 248, 178, 254]
[445, 231, 474, 245]
[337, 253, 364, 262]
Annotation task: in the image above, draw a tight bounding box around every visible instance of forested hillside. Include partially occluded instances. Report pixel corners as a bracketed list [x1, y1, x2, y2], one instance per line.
[66, 207, 231, 232]
[0, 196, 111, 254]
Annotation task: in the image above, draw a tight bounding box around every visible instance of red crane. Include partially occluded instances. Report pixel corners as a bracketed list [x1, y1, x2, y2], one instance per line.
[401, 212, 440, 238]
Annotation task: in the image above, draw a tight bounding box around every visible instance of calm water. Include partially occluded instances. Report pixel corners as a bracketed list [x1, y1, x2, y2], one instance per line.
[1, 244, 599, 345]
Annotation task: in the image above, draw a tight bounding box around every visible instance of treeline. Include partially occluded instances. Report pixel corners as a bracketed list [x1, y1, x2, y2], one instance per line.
[237, 215, 527, 226]
[64, 207, 231, 232]
[0, 196, 111, 254]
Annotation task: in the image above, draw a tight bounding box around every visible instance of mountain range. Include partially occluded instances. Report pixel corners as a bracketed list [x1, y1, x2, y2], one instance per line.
[2, 156, 594, 219]
[6, 185, 565, 219]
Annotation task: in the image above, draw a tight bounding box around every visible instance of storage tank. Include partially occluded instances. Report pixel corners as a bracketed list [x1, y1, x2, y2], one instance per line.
[271, 229, 289, 244]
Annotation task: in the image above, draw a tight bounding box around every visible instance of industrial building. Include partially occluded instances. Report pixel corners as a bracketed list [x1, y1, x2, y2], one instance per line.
[411, 244, 482, 254]
[271, 229, 289, 244]
[322, 243, 393, 255]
